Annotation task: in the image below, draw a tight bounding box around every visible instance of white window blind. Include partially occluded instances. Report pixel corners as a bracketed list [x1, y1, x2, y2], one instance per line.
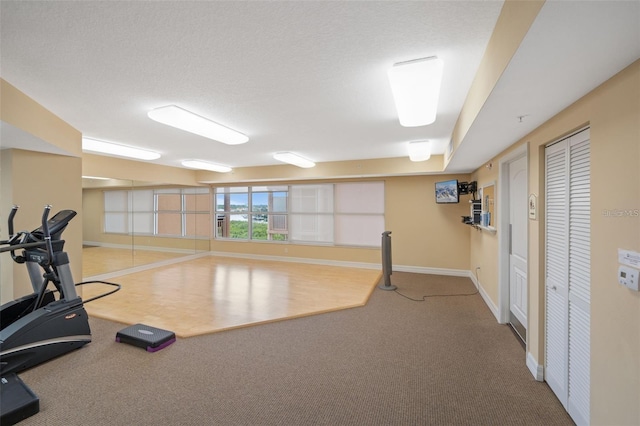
[131, 189, 154, 234]
[290, 184, 334, 243]
[104, 190, 130, 233]
[334, 182, 385, 247]
[104, 187, 211, 237]
[215, 182, 385, 247]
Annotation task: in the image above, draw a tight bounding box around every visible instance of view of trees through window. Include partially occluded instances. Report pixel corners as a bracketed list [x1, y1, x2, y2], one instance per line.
[215, 182, 384, 247]
[216, 186, 288, 241]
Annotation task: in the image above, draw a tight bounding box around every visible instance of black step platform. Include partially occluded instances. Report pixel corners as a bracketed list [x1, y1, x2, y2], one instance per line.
[116, 323, 176, 352]
[1, 373, 39, 425]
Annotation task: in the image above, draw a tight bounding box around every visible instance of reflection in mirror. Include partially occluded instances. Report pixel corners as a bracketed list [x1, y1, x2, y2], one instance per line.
[82, 177, 211, 279]
[480, 182, 495, 229]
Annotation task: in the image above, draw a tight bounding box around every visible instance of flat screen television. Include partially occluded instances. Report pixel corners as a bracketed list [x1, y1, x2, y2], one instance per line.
[435, 179, 459, 204]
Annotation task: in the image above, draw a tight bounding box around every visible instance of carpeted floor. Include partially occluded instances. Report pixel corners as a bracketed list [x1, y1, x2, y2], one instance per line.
[18, 272, 574, 425]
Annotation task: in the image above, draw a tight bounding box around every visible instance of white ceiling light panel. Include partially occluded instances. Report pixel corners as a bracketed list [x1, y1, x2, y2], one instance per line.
[181, 159, 232, 173]
[148, 105, 249, 145]
[273, 152, 316, 168]
[82, 138, 161, 160]
[388, 56, 444, 127]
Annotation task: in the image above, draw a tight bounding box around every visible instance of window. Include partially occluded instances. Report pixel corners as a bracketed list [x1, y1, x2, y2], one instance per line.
[215, 182, 384, 247]
[215, 186, 288, 241]
[215, 187, 249, 239]
[251, 186, 288, 241]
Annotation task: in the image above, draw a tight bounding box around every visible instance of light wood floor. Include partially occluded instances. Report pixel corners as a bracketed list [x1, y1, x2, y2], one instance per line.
[81, 252, 382, 338]
[82, 246, 191, 277]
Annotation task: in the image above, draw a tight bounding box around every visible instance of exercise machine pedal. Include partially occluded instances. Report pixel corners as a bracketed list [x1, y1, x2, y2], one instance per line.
[0, 373, 39, 425]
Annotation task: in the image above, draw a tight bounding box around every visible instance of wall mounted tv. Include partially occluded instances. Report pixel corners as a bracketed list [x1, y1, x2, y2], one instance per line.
[435, 179, 459, 204]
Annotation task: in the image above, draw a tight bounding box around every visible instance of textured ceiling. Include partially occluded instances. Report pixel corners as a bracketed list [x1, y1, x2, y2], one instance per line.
[0, 1, 502, 169]
[1, 1, 638, 175]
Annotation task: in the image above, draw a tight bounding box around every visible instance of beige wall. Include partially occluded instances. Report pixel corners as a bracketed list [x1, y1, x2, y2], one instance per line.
[0, 150, 83, 302]
[196, 156, 445, 184]
[1, 79, 83, 303]
[470, 60, 640, 425]
[82, 153, 200, 186]
[84, 175, 473, 271]
[1, 79, 82, 157]
[469, 161, 501, 299]
[210, 175, 472, 270]
[385, 175, 471, 270]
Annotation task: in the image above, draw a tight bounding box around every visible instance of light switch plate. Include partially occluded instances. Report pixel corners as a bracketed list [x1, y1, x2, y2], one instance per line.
[618, 249, 640, 268]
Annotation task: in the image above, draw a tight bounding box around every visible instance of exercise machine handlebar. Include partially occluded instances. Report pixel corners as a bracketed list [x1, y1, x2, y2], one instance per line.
[0, 205, 60, 265]
[8, 205, 18, 237]
[41, 205, 54, 267]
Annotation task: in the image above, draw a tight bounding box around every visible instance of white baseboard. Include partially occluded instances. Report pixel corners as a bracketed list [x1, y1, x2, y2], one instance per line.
[393, 265, 470, 277]
[526, 352, 544, 381]
[208, 254, 474, 276]
[209, 251, 381, 270]
[83, 241, 128, 249]
[469, 271, 500, 322]
[83, 241, 200, 254]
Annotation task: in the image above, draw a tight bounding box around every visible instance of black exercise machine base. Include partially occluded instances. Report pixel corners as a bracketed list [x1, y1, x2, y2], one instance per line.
[0, 373, 39, 425]
[116, 323, 176, 352]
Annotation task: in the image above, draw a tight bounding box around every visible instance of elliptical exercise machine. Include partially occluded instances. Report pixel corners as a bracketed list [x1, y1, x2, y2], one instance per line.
[0, 205, 92, 375]
[1, 205, 120, 424]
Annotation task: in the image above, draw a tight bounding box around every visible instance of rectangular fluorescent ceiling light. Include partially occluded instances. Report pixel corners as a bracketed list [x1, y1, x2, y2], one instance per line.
[388, 56, 443, 127]
[273, 152, 315, 168]
[408, 140, 431, 162]
[82, 138, 161, 160]
[82, 175, 110, 180]
[148, 105, 249, 145]
[181, 159, 232, 173]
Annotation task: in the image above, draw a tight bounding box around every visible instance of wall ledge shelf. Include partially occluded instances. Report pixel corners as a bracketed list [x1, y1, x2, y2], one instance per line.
[478, 225, 497, 233]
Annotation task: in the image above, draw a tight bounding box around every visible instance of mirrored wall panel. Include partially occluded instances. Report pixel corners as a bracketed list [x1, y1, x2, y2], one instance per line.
[82, 177, 211, 278]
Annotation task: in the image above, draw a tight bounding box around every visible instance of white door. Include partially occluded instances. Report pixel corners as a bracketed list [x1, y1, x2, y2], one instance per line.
[509, 155, 528, 338]
[545, 128, 591, 426]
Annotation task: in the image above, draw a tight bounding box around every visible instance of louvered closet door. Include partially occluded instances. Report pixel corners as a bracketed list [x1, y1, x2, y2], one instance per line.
[545, 140, 569, 404]
[545, 128, 590, 426]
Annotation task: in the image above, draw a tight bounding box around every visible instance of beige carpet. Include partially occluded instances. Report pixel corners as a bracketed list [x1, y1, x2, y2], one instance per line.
[18, 272, 574, 425]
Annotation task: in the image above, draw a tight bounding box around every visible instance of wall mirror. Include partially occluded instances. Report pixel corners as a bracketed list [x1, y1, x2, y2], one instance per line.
[479, 182, 496, 231]
[82, 178, 211, 279]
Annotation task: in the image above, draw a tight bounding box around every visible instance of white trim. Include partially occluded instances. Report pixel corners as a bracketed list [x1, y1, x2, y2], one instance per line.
[209, 251, 381, 270]
[83, 241, 198, 254]
[393, 265, 470, 277]
[527, 352, 544, 381]
[498, 143, 529, 325]
[470, 271, 500, 322]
